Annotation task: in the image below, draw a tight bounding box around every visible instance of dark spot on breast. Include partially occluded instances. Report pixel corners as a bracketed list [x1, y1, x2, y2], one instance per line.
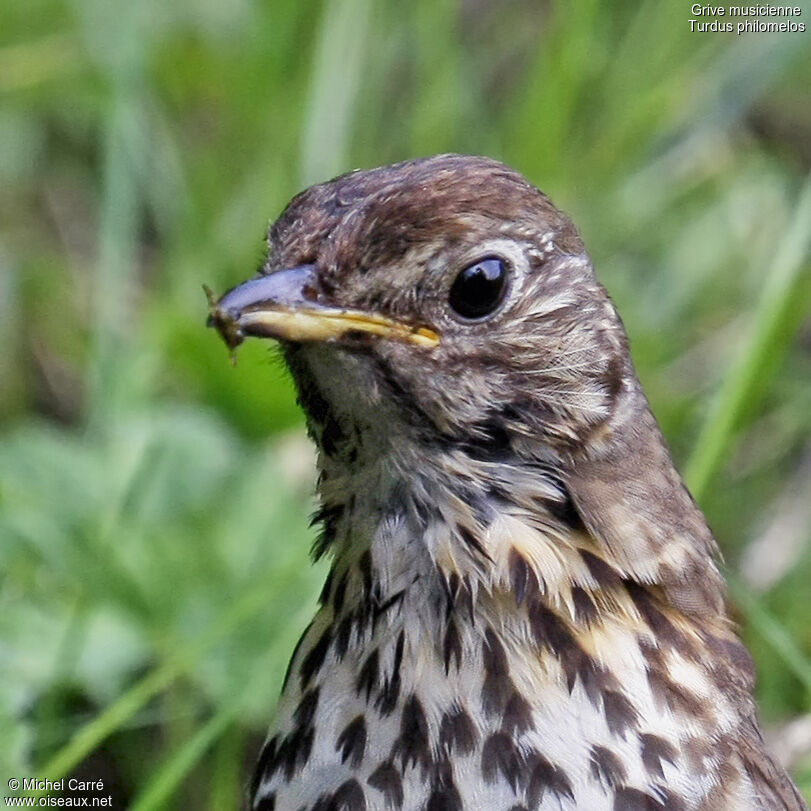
[528, 600, 574, 655]
[277, 688, 319, 780]
[648, 668, 705, 717]
[335, 615, 353, 659]
[336, 715, 367, 767]
[393, 694, 431, 773]
[508, 548, 539, 605]
[571, 587, 598, 625]
[331, 778, 367, 810]
[376, 631, 404, 715]
[544, 489, 586, 532]
[625, 582, 684, 649]
[251, 735, 279, 799]
[502, 691, 533, 735]
[560, 642, 616, 701]
[358, 550, 373, 596]
[332, 571, 348, 614]
[640, 734, 678, 780]
[526, 750, 574, 806]
[426, 785, 463, 811]
[589, 744, 627, 788]
[368, 761, 403, 809]
[439, 705, 478, 755]
[481, 732, 523, 791]
[253, 791, 275, 811]
[642, 643, 707, 720]
[299, 626, 332, 689]
[602, 691, 639, 738]
[357, 648, 379, 700]
[482, 628, 513, 717]
[311, 794, 331, 811]
[580, 550, 622, 589]
[613, 786, 667, 810]
[310, 504, 343, 561]
[457, 524, 493, 562]
[293, 688, 320, 727]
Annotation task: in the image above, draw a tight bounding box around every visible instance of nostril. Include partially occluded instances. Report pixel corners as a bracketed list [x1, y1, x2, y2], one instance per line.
[302, 282, 321, 302]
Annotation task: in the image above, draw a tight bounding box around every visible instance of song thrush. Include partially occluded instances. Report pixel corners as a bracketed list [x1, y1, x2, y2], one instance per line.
[207, 155, 805, 811]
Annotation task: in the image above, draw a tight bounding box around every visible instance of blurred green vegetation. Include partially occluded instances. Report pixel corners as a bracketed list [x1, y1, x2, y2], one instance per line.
[1, 0, 810, 806]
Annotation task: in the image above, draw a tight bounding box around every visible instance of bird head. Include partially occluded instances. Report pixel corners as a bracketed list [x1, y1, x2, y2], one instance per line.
[209, 153, 726, 621]
[208, 154, 631, 459]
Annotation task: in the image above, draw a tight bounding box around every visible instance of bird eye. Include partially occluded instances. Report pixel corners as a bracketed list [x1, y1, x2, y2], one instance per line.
[448, 257, 509, 320]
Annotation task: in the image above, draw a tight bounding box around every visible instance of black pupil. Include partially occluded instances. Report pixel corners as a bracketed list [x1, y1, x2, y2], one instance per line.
[448, 258, 507, 319]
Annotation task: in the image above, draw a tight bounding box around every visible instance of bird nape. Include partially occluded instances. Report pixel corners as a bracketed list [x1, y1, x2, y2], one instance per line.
[207, 155, 805, 811]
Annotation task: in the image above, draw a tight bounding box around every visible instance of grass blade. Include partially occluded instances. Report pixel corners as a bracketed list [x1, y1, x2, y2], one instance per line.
[684, 178, 811, 706]
[299, 0, 373, 186]
[727, 574, 811, 698]
[686, 176, 811, 499]
[38, 563, 298, 783]
[128, 706, 237, 811]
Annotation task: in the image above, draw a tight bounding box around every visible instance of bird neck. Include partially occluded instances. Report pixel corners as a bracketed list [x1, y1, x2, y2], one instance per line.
[312, 417, 726, 640]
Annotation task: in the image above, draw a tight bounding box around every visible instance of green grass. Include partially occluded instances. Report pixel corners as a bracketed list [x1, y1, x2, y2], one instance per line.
[1, 0, 809, 805]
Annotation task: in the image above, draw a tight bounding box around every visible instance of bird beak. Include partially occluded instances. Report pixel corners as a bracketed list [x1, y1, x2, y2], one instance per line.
[205, 264, 440, 353]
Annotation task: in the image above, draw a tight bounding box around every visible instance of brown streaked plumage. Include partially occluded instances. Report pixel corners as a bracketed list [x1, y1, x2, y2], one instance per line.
[208, 155, 806, 811]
